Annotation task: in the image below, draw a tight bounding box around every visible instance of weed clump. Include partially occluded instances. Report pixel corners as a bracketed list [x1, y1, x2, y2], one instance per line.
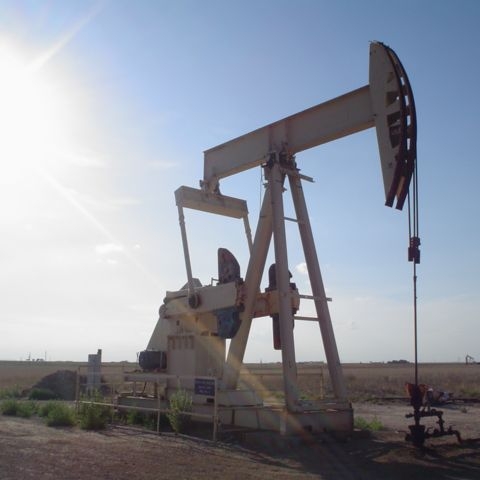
[120, 409, 157, 430]
[39, 402, 76, 427]
[1, 399, 20, 416]
[459, 386, 480, 398]
[29, 388, 58, 401]
[1, 399, 36, 418]
[354, 416, 384, 431]
[78, 394, 111, 430]
[126, 409, 146, 426]
[38, 401, 58, 418]
[0, 386, 22, 399]
[167, 389, 192, 434]
[47, 404, 76, 427]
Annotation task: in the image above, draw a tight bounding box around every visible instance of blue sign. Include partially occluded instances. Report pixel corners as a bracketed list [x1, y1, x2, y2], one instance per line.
[195, 378, 215, 396]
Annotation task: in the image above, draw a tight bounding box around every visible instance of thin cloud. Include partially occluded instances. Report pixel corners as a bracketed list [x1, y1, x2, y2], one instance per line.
[147, 160, 178, 170]
[95, 243, 124, 255]
[295, 262, 308, 275]
[346, 320, 358, 330]
[63, 187, 141, 213]
[109, 197, 141, 208]
[353, 296, 374, 303]
[67, 151, 107, 168]
[38, 170, 162, 289]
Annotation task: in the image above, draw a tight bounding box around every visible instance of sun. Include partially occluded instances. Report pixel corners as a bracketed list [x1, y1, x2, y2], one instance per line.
[0, 40, 77, 226]
[0, 42, 71, 182]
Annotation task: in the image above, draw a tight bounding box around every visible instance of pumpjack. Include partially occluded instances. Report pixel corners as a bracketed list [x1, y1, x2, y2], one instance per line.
[130, 42, 418, 435]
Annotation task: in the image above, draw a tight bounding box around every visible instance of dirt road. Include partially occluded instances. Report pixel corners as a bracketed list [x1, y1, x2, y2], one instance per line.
[1, 402, 480, 479]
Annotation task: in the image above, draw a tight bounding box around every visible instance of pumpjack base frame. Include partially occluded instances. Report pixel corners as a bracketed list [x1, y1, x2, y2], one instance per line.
[219, 402, 353, 436]
[117, 387, 353, 436]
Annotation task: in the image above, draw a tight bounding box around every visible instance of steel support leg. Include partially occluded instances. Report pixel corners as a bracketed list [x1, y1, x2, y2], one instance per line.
[224, 187, 273, 390]
[288, 173, 348, 400]
[269, 161, 300, 410]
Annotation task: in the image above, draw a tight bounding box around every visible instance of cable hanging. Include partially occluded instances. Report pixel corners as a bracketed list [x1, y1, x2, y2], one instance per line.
[408, 163, 420, 385]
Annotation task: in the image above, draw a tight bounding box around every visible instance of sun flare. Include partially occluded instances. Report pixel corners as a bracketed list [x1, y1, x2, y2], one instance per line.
[0, 43, 71, 182]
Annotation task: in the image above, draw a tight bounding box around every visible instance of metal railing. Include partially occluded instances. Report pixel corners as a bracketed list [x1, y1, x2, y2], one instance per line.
[75, 368, 220, 441]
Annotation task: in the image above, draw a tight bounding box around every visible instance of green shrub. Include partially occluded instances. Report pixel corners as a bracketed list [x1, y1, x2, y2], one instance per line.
[126, 409, 146, 426]
[125, 410, 157, 430]
[18, 401, 36, 418]
[1, 398, 19, 416]
[354, 416, 384, 431]
[0, 386, 22, 399]
[166, 389, 192, 434]
[78, 397, 111, 430]
[1, 399, 36, 417]
[38, 401, 57, 418]
[45, 403, 76, 427]
[459, 387, 480, 398]
[29, 388, 58, 401]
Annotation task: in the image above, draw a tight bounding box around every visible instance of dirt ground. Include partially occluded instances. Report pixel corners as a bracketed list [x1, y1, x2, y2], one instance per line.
[1, 401, 480, 480]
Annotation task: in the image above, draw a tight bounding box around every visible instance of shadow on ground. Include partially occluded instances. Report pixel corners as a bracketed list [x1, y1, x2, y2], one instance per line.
[235, 429, 480, 480]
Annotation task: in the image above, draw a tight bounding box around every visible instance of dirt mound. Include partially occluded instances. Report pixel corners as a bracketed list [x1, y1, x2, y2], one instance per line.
[32, 370, 81, 400]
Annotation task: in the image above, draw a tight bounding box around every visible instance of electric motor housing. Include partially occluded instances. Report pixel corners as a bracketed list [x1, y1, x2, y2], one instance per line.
[138, 350, 167, 371]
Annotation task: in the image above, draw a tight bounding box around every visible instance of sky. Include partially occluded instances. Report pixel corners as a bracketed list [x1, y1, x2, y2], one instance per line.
[0, 1, 479, 364]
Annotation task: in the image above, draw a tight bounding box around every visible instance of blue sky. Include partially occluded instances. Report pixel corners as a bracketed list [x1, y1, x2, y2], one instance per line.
[0, 1, 479, 363]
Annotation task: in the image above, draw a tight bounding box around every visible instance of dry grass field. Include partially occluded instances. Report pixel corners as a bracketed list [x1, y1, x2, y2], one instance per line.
[1, 359, 479, 401]
[241, 362, 480, 402]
